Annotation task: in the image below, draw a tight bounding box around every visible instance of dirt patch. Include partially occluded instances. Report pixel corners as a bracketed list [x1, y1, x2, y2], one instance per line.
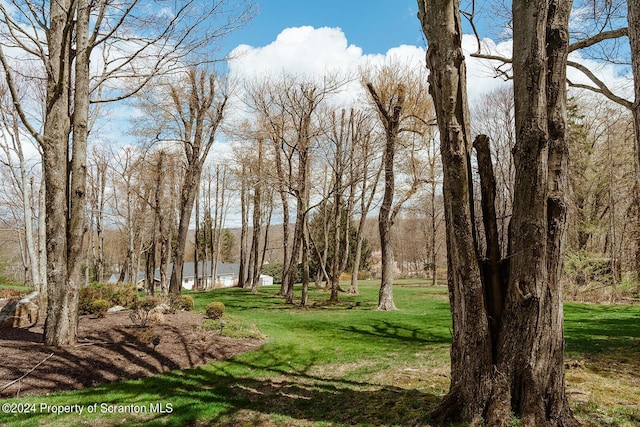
[0, 308, 263, 398]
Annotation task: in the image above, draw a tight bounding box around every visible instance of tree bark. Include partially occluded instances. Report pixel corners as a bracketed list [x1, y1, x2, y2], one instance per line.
[419, 0, 492, 420]
[473, 134, 504, 345]
[366, 83, 403, 311]
[418, 0, 578, 424]
[41, 0, 75, 346]
[238, 163, 248, 288]
[628, 0, 640, 290]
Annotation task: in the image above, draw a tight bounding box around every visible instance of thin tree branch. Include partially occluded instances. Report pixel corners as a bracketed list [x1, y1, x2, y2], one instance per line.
[0, 353, 54, 392]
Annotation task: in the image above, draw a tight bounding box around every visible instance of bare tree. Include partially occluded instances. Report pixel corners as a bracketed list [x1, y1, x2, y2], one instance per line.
[0, 82, 42, 289]
[363, 61, 432, 311]
[244, 74, 345, 305]
[0, 0, 254, 346]
[137, 70, 228, 295]
[86, 145, 109, 283]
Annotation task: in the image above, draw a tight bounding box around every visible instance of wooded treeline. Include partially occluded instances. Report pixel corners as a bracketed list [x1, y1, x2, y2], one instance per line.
[0, 0, 636, 363]
[2, 68, 636, 300]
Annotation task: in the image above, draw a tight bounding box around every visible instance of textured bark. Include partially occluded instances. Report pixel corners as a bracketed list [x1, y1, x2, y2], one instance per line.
[473, 134, 504, 346]
[42, 0, 77, 347]
[488, 1, 575, 424]
[238, 164, 248, 289]
[628, 0, 640, 289]
[418, 0, 577, 424]
[419, 0, 492, 421]
[249, 139, 263, 293]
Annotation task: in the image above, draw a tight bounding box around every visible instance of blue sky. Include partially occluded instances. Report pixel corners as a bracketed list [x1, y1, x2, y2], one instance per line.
[219, 1, 507, 57]
[221, 1, 426, 56]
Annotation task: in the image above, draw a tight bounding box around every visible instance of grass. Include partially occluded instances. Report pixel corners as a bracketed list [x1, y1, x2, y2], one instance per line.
[0, 280, 638, 426]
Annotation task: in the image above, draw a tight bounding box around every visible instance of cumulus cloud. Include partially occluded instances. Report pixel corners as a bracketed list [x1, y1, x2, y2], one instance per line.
[228, 26, 516, 106]
[229, 24, 634, 108]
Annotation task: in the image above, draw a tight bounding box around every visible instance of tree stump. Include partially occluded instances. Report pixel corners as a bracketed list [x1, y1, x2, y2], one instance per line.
[0, 291, 40, 328]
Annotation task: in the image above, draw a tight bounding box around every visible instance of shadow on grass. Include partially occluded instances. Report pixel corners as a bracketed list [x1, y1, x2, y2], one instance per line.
[64, 354, 442, 427]
[564, 304, 640, 354]
[342, 319, 451, 346]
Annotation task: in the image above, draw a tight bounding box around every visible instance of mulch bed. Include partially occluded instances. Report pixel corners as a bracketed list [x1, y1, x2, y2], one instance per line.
[0, 306, 263, 398]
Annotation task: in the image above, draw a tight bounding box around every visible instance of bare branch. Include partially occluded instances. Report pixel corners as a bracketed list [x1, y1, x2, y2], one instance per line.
[569, 27, 629, 52]
[567, 60, 633, 109]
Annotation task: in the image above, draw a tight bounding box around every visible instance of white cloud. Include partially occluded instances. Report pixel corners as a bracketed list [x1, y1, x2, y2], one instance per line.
[228, 26, 516, 107]
[230, 26, 363, 78]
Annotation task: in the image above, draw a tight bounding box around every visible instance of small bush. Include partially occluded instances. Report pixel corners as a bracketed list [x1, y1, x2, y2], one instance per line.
[89, 299, 110, 318]
[206, 301, 225, 319]
[130, 296, 162, 327]
[79, 282, 138, 315]
[169, 294, 194, 312]
[200, 314, 265, 339]
[357, 270, 371, 280]
[147, 309, 165, 324]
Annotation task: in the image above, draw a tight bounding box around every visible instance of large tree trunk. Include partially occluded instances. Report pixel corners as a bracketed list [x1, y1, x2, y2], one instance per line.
[42, 0, 71, 345]
[628, 0, 640, 291]
[419, 1, 492, 420]
[488, 1, 575, 424]
[418, 0, 578, 424]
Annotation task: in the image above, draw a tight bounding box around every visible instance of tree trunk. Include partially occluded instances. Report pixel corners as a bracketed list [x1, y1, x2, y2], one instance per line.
[377, 136, 397, 311]
[41, 0, 73, 346]
[170, 167, 200, 294]
[365, 83, 404, 311]
[628, 0, 640, 290]
[418, 0, 578, 424]
[419, 2, 492, 420]
[273, 141, 290, 297]
[238, 164, 248, 288]
[474, 134, 504, 344]
[37, 179, 47, 312]
[329, 195, 342, 303]
[250, 139, 263, 293]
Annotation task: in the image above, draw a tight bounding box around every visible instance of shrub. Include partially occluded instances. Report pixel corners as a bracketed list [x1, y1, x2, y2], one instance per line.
[108, 283, 138, 307]
[357, 270, 371, 280]
[200, 314, 265, 339]
[206, 301, 225, 319]
[130, 296, 162, 327]
[89, 299, 110, 318]
[169, 294, 194, 312]
[178, 295, 194, 311]
[261, 263, 284, 284]
[79, 282, 138, 315]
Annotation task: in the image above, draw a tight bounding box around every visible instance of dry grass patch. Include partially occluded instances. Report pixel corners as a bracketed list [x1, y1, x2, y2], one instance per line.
[566, 350, 640, 426]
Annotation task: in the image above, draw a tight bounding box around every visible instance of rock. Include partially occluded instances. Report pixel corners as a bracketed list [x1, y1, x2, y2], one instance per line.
[155, 303, 172, 314]
[107, 305, 126, 313]
[0, 291, 40, 328]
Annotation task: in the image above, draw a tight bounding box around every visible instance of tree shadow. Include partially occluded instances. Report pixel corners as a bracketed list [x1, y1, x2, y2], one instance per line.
[564, 304, 640, 354]
[342, 320, 451, 346]
[0, 313, 261, 398]
[64, 351, 444, 426]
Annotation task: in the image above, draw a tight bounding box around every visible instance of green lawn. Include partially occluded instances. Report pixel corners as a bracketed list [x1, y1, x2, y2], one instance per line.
[1, 281, 638, 426]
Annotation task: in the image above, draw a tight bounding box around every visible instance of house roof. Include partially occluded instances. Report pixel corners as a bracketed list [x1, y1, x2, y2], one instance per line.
[181, 261, 240, 278]
[155, 261, 241, 280]
[107, 262, 242, 284]
[106, 271, 146, 284]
